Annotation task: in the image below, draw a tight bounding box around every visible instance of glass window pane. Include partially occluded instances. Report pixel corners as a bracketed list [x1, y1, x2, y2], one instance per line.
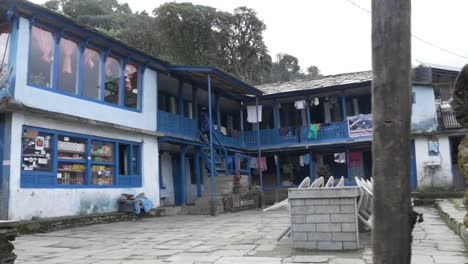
[0, 24, 10, 68]
[57, 162, 85, 185]
[58, 38, 79, 94]
[132, 145, 140, 175]
[28, 26, 54, 88]
[119, 144, 130, 175]
[22, 129, 53, 172]
[57, 135, 86, 160]
[91, 165, 114, 185]
[83, 48, 101, 100]
[104, 57, 121, 105]
[124, 64, 139, 109]
[91, 141, 114, 162]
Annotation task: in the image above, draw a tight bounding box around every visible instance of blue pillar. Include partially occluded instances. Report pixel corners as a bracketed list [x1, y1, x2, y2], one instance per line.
[192, 84, 198, 121]
[194, 146, 202, 197]
[306, 96, 311, 126]
[273, 99, 278, 129]
[215, 94, 220, 129]
[255, 96, 263, 192]
[180, 145, 187, 205]
[275, 154, 281, 188]
[341, 93, 347, 121]
[309, 151, 314, 180]
[240, 102, 245, 146]
[345, 146, 351, 179]
[178, 79, 184, 115]
[207, 75, 216, 200]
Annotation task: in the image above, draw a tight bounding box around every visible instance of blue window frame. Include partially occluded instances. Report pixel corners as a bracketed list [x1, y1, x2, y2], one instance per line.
[27, 21, 143, 112]
[20, 126, 142, 188]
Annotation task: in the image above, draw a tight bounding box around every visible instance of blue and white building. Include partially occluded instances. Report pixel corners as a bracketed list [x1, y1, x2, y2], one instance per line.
[0, 1, 464, 220]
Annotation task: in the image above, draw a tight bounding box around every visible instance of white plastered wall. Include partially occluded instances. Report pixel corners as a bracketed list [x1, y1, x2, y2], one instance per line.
[414, 135, 452, 190]
[8, 112, 159, 220]
[159, 152, 206, 206]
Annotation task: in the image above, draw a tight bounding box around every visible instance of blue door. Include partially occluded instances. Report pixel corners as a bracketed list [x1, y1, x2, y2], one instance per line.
[410, 140, 417, 190]
[172, 156, 182, 205]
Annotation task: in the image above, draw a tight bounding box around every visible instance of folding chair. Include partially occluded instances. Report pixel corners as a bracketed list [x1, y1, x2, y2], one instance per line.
[263, 177, 310, 212]
[309, 176, 324, 188]
[325, 176, 335, 188]
[335, 176, 345, 187]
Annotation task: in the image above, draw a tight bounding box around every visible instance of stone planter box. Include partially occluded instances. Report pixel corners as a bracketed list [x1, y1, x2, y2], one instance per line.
[288, 187, 360, 250]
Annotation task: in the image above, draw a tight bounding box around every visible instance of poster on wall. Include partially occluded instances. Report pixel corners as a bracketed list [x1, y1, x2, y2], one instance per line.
[347, 114, 373, 138]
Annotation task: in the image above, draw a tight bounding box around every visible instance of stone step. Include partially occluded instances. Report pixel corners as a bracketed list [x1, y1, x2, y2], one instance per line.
[195, 196, 224, 207]
[187, 205, 224, 215]
[156, 206, 188, 216]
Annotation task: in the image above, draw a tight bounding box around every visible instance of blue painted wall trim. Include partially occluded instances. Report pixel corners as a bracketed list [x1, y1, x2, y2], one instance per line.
[180, 145, 187, 205]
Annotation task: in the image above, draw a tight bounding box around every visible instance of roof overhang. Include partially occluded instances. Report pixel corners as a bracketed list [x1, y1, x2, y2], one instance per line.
[168, 65, 263, 97]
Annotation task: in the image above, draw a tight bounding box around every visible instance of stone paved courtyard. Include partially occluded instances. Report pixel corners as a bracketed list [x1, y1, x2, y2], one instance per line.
[13, 206, 467, 264]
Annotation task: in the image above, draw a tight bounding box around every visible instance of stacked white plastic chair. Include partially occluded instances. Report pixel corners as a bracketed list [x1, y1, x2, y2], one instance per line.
[324, 176, 335, 188]
[263, 177, 310, 212]
[335, 176, 345, 187]
[355, 177, 374, 229]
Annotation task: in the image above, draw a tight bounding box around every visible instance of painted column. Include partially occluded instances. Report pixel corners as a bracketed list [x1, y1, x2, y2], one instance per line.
[345, 146, 351, 180]
[309, 151, 315, 180]
[341, 93, 347, 121]
[240, 102, 245, 146]
[273, 99, 278, 129]
[306, 96, 311, 126]
[194, 146, 202, 197]
[275, 154, 281, 188]
[180, 145, 187, 205]
[178, 79, 184, 115]
[192, 84, 198, 122]
[215, 93, 221, 129]
[207, 75, 216, 203]
[155, 72, 159, 128]
[0, 114, 10, 219]
[255, 96, 263, 192]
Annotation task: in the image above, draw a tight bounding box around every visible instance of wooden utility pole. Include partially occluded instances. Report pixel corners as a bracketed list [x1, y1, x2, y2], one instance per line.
[372, 0, 412, 263]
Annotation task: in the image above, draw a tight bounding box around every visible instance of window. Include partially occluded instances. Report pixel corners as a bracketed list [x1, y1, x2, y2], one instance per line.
[104, 57, 121, 105]
[28, 26, 54, 88]
[91, 141, 114, 185]
[20, 126, 142, 188]
[22, 129, 53, 172]
[27, 22, 143, 111]
[412, 92, 416, 104]
[0, 24, 10, 68]
[57, 135, 86, 185]
[58, 38, 79, 94]
[428, 138, 439, 156]
[82, 48, 101, 100]
[124, 63, 139, 109]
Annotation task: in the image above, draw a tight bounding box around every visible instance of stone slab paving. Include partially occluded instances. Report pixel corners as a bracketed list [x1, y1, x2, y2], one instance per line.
[13, 206, 467, 264]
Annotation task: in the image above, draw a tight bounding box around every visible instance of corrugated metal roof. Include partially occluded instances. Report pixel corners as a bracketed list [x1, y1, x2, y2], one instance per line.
[256, 71, 372, 95]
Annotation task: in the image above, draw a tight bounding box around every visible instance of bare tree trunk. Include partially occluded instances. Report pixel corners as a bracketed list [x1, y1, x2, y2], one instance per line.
[372, 0, 412, 263]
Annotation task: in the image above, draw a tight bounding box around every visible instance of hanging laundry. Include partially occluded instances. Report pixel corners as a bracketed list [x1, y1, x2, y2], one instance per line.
[303, 153, 311, 165]
[349, 152, 362, 168]
[307, 124, 321, 139]
[294, 100, 306, 109]
[260, 157, 267, 171]
[334, 152, 346, 163]
[274, 155, 278, 165]
[314, 98, 320, 106]
[247, 105, 262, 123]
[250, 157, 257, 168]
[299, 155, 304, 167]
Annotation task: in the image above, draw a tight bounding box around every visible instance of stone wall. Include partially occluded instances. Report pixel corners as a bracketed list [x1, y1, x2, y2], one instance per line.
[289, 187, 360, 250]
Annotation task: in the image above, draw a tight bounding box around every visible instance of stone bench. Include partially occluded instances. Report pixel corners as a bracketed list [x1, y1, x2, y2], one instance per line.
[288, 187, 360, 250]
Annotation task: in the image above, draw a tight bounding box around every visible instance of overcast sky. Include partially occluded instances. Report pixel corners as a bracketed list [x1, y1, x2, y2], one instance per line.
[30, 0, 468, 75]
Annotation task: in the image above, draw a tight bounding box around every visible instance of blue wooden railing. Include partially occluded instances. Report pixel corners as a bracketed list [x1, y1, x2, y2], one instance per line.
[158, 111, 364, 149]
[157, 111, 199, 139]
[300, 121, 348, 143]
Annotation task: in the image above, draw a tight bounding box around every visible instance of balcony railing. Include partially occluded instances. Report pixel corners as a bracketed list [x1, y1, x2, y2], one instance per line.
[157, 112, 371, 148]
[157, 111, 199, 140]
[300, 121, 349, 143]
